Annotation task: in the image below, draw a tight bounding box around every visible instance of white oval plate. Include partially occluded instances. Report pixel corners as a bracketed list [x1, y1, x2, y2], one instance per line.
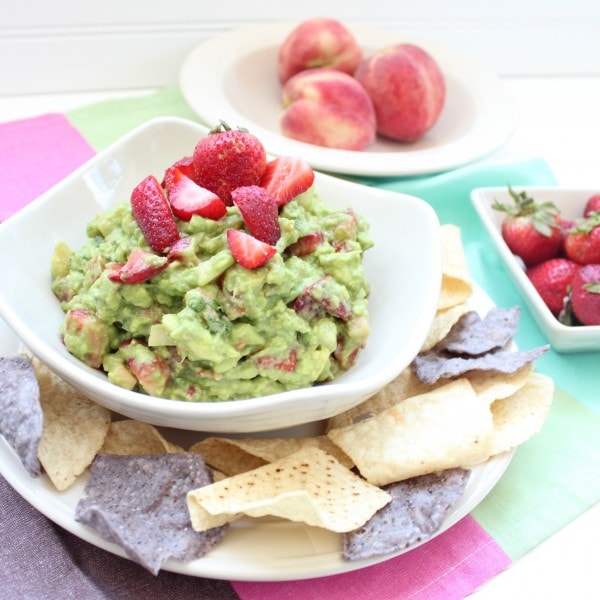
[0, 284, 513, 581]
[179, 22, 518, 177]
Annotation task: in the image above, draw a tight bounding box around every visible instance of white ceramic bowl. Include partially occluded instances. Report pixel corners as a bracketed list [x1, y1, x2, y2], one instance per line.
[471, 186, 600, 353]
[0, 117, 441, 433]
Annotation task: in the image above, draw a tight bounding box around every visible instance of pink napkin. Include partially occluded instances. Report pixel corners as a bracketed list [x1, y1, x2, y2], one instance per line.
[0, 113, 95, 221]
[232, 516, 510, 600]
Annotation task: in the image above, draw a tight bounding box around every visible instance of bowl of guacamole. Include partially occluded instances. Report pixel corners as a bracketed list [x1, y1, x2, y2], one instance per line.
[0, 117, 441, 433]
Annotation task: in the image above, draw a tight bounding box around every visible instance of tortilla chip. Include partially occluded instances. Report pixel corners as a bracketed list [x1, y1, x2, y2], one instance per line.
[438, 224, 473, 310]
[469, 363, 534, 406]
[327, 378, 494, 486]
[76, 453, 225, 575]
[100, 420, 184, 455]
[489, 372, 554, 455]
[412, 345, 549, 385]
[437, 307, 520, 355]
[342, 468, 470, 561]
[191, 435, 353, 475]
[420, 303, 471, 352]
[187, 447, 391, 533]
[33, 358, 111, 491]
[0, 355, 43, 476]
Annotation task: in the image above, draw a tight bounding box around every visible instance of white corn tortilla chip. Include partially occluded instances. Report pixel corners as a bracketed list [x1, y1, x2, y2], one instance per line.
[187, 447, 391, 533]
[327, 378, 494, 486]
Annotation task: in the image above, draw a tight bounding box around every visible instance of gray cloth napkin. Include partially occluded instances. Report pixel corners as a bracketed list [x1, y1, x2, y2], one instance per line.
[0, 475, 238, 599]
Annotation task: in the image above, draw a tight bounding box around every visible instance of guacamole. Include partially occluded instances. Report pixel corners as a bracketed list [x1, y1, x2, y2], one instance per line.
[50, 188, 372, 401]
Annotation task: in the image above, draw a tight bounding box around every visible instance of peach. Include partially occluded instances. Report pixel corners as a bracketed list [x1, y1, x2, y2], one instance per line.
[355, 43, 446, 143]
[280, 68, 376, 151]
[278, 17, 363, 84]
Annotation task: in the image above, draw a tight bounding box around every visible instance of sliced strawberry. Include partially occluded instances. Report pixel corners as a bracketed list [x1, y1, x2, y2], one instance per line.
[166, 236, 192, 263]
[231, 185, 280, 245]
[255, 348, 298, 372]
[130, 175, 180, 254]
[108, 248, 169, 284]
[164, 166, 227, 221]
[304, 276, 352, 320]
[161, 155, 196, 186]
[260, 156, 315, 206]
[226, 228, 276, 269]
[285, 231, 324, 256]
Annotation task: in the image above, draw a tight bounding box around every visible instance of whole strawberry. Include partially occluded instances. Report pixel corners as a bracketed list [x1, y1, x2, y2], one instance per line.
[583, 193, 600, 217]
[493, 186, 561, 267]
[564, 211, 600, 265]
[192, 121, 267, 206]
[570, 263, 600, 326]
[526, 257, 579, 316]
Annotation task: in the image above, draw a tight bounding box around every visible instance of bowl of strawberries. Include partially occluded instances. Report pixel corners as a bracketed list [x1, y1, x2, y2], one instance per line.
[471, 186, 600, 353]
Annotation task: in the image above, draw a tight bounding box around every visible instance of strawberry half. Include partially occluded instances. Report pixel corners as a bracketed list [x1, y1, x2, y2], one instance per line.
[493, 186, 561, 267]
[526, 257, 579, 316]
[260, 156, 315, 206]
[161, 155, 197, 186]
[231, 185, 281, 245]
[164, 166, 227, 221]
[192, 121, 267, 206]
[226, 229, 276, 269]
[130, 175, 180, 254]
[109, 248, 169, 284]
[570, 264, 600, 325]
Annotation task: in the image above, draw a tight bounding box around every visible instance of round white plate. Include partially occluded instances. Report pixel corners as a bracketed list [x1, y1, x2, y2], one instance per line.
[0, 283, 513, 582]
[179, 22, 518, 177]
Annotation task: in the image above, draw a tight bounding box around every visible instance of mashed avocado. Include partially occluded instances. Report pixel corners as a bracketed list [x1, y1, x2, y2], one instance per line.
[51, 188, 372, 401]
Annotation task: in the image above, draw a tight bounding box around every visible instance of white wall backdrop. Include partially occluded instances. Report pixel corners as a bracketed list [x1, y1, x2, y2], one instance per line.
[2, 0, 600, 95]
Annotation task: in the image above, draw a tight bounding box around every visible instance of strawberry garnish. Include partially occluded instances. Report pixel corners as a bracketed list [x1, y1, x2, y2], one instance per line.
[108, 248, 169, 284]
[493, 186, 561, 267]
[130, 175, 180, 254]
[260, 156, 315, 206]
[163, 166, 227, 221]
[570, 264, 600, 326]
[526, 257, 579, 316]
[285, 231, 325, 256]
[231, 185, 281, 245]
[226, 228, 277, 269]
[161, 155, 197, 186]
[564, 211, 600, 265]
[192, 121, 267, 206]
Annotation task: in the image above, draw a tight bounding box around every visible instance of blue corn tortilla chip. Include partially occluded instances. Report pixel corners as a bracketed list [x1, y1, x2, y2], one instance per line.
[439, 307, 521, 356]
[75, 452, 227, 575]
[342, 468, 470, 561]
[0, 355, 43, 476]
[412, 345, 549, 385]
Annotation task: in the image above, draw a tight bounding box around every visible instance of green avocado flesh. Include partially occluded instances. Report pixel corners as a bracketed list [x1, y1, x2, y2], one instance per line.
[50, 188, 372, 402]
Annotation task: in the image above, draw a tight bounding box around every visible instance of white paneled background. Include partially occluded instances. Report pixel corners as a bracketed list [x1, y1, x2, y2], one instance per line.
[2, 0, 600, 95]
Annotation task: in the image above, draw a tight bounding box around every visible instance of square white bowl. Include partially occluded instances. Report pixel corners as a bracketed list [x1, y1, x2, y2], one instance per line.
[0, 117, 441, 432]
[471, 186, 600, 353]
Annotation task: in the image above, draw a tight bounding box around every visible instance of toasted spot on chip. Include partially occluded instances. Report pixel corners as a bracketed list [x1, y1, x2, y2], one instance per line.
[76, 452, 225, 575]
[328, 378, 494, 486]
[100, 420, 184, 456]
[490, 372, 554, 455]
[0, 355, 43, 476]
[342, 468, 470, 561]
[438, 224, 473, 310]
[191, 435, 353, 476]
[420, 303, 471, 352]
[32, 358, 111, 491]
[438, 307, 520, 355]
[412, 345, 549, 385]
[187, 447, 391, 533]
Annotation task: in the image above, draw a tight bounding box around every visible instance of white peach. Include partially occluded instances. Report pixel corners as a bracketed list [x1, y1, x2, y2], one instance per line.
[355, 43, 446, 143]
[280, 68, 376, 151]
[278, 17, 363, 84]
